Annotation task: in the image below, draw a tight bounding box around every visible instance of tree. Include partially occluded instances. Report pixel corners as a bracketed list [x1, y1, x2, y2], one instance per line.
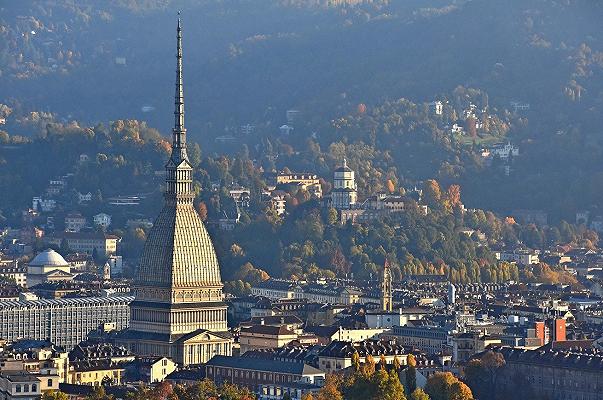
[446, 185, 461, 209]
[463, 350, 505, 400]
[405, 353, 417, 394]
[219, 382, 255, 400]
[86, 386, 112, 400]
[423, 180, 442, 209]
[317, 374, 343, 400]
[59, 238, 70, 255]
[424, 372, 457, 400]
[448, 382, 473, 400]
[465, 117, 477, 137]
[393, 355, 401, 370]
[42, 392, 68, 400]
[380, 368, 407, 400]
[411, 389, 430, 400]
[387, 179, 395, 193]
[301, 393, 314, 400]
[352, 351, 360, 372]
[283, 393, 293, 400]
[198, 201, 208, 221]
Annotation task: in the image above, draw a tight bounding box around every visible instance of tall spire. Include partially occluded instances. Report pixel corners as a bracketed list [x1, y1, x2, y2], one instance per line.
[172, 15, 187, 162]
[165, 15, 193, 202]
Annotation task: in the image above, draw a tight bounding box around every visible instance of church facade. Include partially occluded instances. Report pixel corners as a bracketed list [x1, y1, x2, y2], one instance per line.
[118, 18, 232, 366]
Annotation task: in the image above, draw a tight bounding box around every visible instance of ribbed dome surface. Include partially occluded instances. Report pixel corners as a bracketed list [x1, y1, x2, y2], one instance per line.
[135, 203, 223, 288]
[29, 249, 68, 267]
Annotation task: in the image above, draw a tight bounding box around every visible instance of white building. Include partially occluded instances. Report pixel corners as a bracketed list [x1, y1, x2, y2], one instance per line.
[489, 143, 519, 159]
[65, 212, 87, 232]
[107, 255, 124, 277]
[0, 296, 132, 350]
[495, 249, 539, 265]
[0, 259, 27, 287]
[32, 197, 56, 213]
[279, 125, 294, 135]
[77, 192, 92, 203]
[286, 109, 301, 125]
[93, 213, 112, 229]
[365, 308, 432, 329]
[429, 101, 443, 115]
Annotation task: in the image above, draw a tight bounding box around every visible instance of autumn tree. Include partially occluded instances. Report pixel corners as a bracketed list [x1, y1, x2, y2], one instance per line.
[197, 201, 208, 221]
[387, 179, 395, 193]
[42, 392, 68, 400]
[85, 386, 113, 400]
[411, 389, 431, 400]
[317, 374, 343, 400]
[423, 180, 442, 209]
[448, 381, 473, 400]
[463, 350, 505, 399]
[424, 372, 457, 400]
[446, 185, 461, 209]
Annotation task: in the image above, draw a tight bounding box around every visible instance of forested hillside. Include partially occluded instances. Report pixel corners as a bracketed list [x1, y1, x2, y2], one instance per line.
[2, 0, 603, 219]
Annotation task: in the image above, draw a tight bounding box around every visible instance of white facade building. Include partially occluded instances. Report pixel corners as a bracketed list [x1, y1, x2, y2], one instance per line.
[93, 213, 112, 229]
[0, 296, 132, 349]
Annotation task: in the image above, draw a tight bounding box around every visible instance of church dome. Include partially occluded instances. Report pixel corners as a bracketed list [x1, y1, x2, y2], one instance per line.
[334, 158, 353, 173]
[29, 249, 68, 267]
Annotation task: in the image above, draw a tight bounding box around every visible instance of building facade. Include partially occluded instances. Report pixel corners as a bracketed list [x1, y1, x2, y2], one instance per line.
[486, 347, 603, 400]
[47, 232, 118, 257]
[276, 173, 322, 198]
[0, 259, 26, 287]
[205, 355, 324, 396]
[0, 296, 132, 350]
[64, 212, 87, 233]
[385, 325, 451, 355]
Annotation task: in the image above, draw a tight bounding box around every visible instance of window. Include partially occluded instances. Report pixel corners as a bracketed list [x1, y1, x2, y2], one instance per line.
[32, 384, 37, 392]
[16, 384, 21, 393]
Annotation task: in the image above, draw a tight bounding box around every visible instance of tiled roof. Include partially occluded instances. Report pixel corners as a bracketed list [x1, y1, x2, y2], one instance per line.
[0, 295, 134, 309]
[319, 339, 406, 358]
[493, 346, 603, 372]
[240, 325, 296, 336]
[206, 355, 323, 376]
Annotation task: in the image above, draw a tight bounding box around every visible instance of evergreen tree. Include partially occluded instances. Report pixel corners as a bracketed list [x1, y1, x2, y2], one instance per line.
[405, 353, 417, 394]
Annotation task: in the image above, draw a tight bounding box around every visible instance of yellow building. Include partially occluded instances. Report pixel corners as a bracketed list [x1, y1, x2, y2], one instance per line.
[68, 360, 125, 386]
[239, 325, 298, 354]
[276, 173, 322, 198]
[47, 232, 119, 257]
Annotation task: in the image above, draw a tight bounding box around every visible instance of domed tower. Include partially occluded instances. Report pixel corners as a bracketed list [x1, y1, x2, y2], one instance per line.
[119, 18, 232, 365]
[331, 159, 357, 209]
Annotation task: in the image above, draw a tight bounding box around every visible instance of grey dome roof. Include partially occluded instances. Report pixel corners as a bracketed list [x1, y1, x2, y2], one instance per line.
[29, 249, 68, 267]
